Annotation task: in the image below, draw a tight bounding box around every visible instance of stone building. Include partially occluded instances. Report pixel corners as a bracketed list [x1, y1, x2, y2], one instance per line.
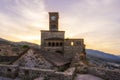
[41, 12, 86, 60]
[0, 12, 87, 80]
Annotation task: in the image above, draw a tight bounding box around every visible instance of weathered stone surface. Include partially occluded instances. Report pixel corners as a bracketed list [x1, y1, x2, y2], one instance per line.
[41, 30, 65, 49]
[88, 67, 120, 80]
[76, 66, 88, 74]
[0, 64, 75, 80]
[64, 39, 85, 60]
[0, 64, 18, 78]
[74, 74, 103, 80]
[70, 52, 86, 67]
[13, 49, 53, 69]
[70, 52, 88, 74]
[34, 77, 44, 80]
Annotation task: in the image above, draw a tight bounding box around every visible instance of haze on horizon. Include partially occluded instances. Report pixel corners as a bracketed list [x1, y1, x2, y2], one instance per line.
[0, 0, 120, 55]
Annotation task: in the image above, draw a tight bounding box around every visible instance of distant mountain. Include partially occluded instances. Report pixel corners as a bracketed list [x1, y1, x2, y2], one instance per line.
[0, 38, 10, 44]
[13, 41, 39, 48]
[86, 49, 120, 63]
[0, 38, 39, 56]
[118, 55, 120, 58]
[0, 38, 6, 41]
[0, 38, 39, 47]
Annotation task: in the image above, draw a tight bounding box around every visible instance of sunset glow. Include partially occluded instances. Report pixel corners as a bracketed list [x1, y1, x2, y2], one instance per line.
[0, 0, 120, 55]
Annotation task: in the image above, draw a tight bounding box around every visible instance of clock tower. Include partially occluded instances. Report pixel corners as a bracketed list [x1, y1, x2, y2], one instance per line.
[41, 12, 64, 52]
[49, 12, 59, 31]
[41, 12, 85, 60]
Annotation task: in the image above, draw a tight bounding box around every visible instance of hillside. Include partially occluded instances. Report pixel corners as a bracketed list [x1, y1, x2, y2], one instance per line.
[86, 49, 120, 63]
[0, 38, 39, 56]
[86, 49, 120, 70]
[0, 38, 120, 69]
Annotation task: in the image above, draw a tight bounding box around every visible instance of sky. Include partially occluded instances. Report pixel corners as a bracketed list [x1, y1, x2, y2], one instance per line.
[0, 0, 120, 55]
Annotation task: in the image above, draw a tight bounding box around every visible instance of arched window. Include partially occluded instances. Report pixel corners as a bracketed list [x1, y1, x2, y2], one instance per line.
[48, 42, 51, 46]
[56, 42, 59, 46]
[52, 42, 55, 47]
[71, 42, 74, 46]
[60, 42, 63, 46]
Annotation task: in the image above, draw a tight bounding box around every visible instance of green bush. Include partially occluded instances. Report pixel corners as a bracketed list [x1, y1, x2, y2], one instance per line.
[22, 45, 29, 49]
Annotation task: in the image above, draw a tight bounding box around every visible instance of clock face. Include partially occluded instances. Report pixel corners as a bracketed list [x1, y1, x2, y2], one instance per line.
[51, 16, 56, 21]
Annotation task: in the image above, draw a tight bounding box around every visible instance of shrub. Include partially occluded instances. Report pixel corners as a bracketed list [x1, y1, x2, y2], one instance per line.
[22, 45, 29, 49]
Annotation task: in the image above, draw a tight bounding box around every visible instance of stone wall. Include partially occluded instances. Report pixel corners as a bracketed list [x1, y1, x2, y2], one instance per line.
[0, 64, 75, 80]
[64, 39, 85, 59]
[0, 56, 18, 62]
[41, 30, 65, 48]
[1, 64, 120, 80]
[13, 49, 54, 69]
[88, 67, 120, 80]
[0, 64, 18, 78]
[44, 47, 63, 53]
[19, 67, 75, 80]
[44, 39, 64, 53]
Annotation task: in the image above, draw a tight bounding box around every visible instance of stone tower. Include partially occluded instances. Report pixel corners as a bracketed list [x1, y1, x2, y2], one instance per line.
[41, 12, 86, 60]
[41, 12, 65, 53]
[49, 12, 59, 31]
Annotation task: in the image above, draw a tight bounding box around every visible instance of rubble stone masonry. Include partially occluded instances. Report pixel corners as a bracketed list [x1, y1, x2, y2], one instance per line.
[0, 64, 75, 80]
[88, 67, 120, 80]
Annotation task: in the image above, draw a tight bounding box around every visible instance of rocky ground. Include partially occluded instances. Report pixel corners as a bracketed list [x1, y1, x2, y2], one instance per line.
[0, 43, 28, 56]
[0, 77, 21, 80]
[87, 55, 120, 70]
[33, 74, 104, 80]
[0, 74, 103, 80]
[75, 74, 103, 80]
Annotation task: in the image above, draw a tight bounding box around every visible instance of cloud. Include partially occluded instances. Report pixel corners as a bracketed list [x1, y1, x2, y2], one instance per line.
[0, 0, 48, 44]
[55, 0, 120, 54]
[0, 0, 120, 54]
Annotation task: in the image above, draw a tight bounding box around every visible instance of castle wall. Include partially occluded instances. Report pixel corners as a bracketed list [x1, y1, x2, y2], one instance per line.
[0, 64, 75, 80]
[44, 47, 63, 53]
[64, 39, 85, 59]
[13, 49, 54, 69]
[0, 64, 18, 78]
[41, 31, 65, 53]
[0, 64, 120, 80]
[44, 39, 63, 52]
[19, 67, 75, 80]
[41, 31, 65, 47]
[0, 56, 18, 62]
[88, 67, 120, 80]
